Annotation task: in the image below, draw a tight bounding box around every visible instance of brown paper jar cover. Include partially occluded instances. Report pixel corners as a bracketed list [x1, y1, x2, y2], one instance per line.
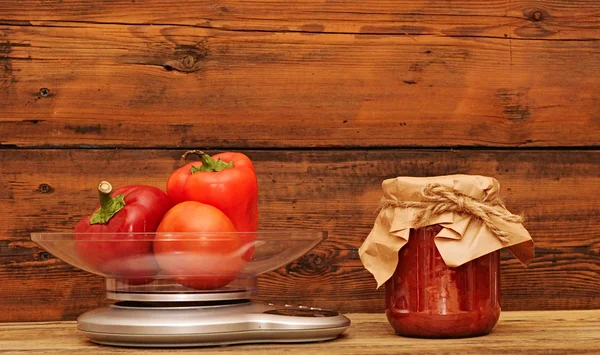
[359, 174, 534, 288]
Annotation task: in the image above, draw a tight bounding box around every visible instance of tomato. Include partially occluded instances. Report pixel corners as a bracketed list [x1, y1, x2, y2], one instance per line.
[154, 201, 251, 290]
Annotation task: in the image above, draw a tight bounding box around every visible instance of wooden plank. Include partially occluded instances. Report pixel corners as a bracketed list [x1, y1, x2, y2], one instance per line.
[0, 311, 599, 353]
[1, 23, 598, 148]
[0, 149, 598, 321]
[0, 0, 599, 40]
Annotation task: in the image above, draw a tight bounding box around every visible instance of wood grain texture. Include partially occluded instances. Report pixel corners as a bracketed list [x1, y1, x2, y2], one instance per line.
[1, 0, 599, 325]
[1, 0, 599, 40]
[0, 16, 599, 148]
[1, 149, 598, 322]
[0, 310, 599, 354]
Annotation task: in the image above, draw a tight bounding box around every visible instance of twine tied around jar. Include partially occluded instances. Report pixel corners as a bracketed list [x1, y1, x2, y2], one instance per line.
[379, 183, 525, 243]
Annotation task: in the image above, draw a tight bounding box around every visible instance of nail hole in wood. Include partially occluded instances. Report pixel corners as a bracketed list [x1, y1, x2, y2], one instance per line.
[38, 183, 54, 193]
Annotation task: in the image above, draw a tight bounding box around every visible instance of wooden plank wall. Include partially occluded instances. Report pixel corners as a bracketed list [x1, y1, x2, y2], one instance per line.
[1, 1, 598, 322]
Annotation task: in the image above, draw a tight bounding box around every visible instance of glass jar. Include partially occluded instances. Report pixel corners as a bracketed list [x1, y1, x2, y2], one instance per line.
[385, 225, 501, 338]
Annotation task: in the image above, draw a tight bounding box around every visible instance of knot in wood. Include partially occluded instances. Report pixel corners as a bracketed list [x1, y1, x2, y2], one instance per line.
[312, 255, 323, 266]
[163, 42, 209, 73]
[181, 55, 195, 69]
[530, 10, 544, 21]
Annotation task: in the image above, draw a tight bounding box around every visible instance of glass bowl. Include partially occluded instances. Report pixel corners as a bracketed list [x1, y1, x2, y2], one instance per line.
[31, 231, 326, 301]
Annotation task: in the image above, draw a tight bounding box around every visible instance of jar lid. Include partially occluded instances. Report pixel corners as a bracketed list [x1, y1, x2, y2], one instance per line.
[359, 174, 534, 288]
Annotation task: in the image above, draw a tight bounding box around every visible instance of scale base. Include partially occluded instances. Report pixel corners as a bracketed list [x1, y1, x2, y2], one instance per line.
[81, 326, 349, 348]
[78, 300, 350, 348]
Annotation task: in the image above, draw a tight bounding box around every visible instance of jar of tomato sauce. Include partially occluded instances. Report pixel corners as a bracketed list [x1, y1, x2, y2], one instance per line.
[385, 225, 500, 338]
[359, 175, 534, 339]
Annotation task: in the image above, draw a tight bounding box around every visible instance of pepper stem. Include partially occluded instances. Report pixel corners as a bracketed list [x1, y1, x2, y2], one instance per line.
[89, 181, 126, 225]
[180, 150, 234, 173]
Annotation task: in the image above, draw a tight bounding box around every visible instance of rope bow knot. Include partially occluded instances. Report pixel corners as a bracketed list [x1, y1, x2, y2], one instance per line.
[379, 183, 524, 243]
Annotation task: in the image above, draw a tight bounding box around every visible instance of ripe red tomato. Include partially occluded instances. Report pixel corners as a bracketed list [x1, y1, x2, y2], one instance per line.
[154, 201, 251, 290]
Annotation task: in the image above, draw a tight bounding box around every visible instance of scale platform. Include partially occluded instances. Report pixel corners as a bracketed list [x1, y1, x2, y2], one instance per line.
[32, 230, 350, 347]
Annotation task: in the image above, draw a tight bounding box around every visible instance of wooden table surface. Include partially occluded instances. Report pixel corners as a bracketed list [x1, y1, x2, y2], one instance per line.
[0, 310, 598, 354]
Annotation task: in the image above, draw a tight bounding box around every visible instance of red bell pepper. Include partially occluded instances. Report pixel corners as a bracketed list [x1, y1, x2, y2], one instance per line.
[74, 181, 171, 284]
[166, 150, 259, 232]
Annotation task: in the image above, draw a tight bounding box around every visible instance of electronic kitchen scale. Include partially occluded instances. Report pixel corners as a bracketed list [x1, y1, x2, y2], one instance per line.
[31, 230, 350, 347]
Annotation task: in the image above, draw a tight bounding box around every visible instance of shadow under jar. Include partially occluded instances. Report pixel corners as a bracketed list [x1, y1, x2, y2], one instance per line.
[385, 225, 501, 338]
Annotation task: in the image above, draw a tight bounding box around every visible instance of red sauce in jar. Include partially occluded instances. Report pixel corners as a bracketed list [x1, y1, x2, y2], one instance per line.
[385, 225, 501, 338]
